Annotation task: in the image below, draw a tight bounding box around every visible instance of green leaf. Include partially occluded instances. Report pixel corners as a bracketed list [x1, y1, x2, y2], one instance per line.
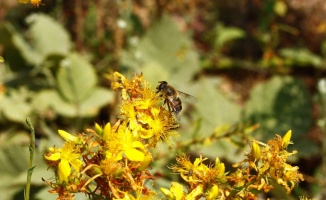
[0, 23, 42, 67]
[280, 48, 323, 67]
[121, 14, 199, 85]
[214, 23, 245, 50]
[0, 89, 32, 123]
[26, 13, 71, 58]
[243, 76, 316, 156]
[33, 88, 113, 117]
[57, 53, 97, 103]
[0, 135, 52, 200]
[183, 77, 242, 162]
[79, 88, 114, 116]
[32, 90, 76, 116]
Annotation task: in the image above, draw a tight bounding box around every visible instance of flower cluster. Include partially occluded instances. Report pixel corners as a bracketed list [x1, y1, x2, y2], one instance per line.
[161, 155, 226, 200]
[160, 131, 304, 200]
[43, 72, 178, 199]
[228, 130, 304, 198]
[43, 72, 304, 199]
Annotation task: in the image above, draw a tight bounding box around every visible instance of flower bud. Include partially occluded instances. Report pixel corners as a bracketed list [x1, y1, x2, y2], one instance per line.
[207, 184, 219, 200]
[251, 141, 261, 159]
[58, 130, 79, 143]
[94, 123, 103, 136]
[282, 130, 292, 148]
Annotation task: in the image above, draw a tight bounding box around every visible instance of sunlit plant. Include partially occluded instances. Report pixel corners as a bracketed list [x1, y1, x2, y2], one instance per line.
[43, 72, 303, 199]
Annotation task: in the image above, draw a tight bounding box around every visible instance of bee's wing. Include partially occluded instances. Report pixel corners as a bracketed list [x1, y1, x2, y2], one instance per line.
[178, 91, 197, 103]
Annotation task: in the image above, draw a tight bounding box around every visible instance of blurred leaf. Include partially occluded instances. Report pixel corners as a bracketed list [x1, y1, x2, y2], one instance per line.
[0, 135, 51, 200]
[79, 87, 114, 115]
[33, 88, 113, 117]
[121, 15, 199, 85]
[26, 13, 71, 59]
[321, 40, 326, 57]
[57, 53, 97, 103]
[280, 48, 323, 67]
[243, 76, 316, 156]
[0, 23, 41, 68]
[194, 78, 241, 129]
[214, 23, 245, 51]
[0, 88, 32, 123]
[184, 77, 242, 162]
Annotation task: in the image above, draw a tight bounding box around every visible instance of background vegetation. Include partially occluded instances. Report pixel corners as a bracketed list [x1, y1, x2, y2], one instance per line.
[0, 0, 325, 199]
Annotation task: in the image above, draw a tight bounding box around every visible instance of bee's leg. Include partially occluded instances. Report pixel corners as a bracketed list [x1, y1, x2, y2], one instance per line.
[166, 100, 171, 112]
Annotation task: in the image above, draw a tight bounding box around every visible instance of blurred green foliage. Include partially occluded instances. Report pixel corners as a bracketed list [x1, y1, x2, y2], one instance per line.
[0, 0, 325, 199]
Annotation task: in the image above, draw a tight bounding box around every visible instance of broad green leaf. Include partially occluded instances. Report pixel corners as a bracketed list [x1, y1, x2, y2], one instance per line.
[57, 53, 97, 103]
[0, 135, 52, 200]
[0, 89, 31, 123]
[33, 88, 113, 117]
[243, 76, 316, 156]
[280, 48, 323, 67]
[26, 13, 71, 58]
[121, 15, 199, 85]
[79, 88, 114, 116]
[183, 77, 242, 162]
[32, 90, 76, 117]
[0, 23, 41, 67]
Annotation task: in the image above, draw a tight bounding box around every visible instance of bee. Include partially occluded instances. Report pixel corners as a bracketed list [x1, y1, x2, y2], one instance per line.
[156, 81, 197, 116]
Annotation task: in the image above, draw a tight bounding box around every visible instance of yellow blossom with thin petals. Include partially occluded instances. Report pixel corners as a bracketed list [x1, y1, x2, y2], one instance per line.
[161, 182, 184, 200]
[44, 143, 82, 183]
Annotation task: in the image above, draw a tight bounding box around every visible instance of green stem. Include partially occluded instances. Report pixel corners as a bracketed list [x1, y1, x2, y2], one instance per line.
[25, 118, 36, 200]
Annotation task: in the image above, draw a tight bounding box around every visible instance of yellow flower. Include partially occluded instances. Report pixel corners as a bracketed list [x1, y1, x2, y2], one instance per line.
[171, 154, 226, 191]
[105, 121, 147, 162]
[161, 182, 184, 200]
[44, 143, 82, 183]
[111, 72, 179, 147]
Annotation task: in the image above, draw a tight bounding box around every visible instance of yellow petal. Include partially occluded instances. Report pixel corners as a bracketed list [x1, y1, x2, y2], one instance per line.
[131, 141, 145, 150]
[138, 152, 152, 171]
[160, 188, 174, 200]
[70, 159, 83, 172]
[113, 72, 125, 81]
[185, 185, 203, 200]
[44, 152, 61, 161]
[125, 149, 145, 161]
[58, 159, 71, 183]
[170, 182, 184, 200]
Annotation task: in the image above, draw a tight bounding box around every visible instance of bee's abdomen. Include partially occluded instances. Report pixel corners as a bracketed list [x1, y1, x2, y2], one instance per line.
[173, 97, 182, 114]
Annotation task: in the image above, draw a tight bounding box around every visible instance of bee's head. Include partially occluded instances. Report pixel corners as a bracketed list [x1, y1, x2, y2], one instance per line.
[157, 81, 168, 92]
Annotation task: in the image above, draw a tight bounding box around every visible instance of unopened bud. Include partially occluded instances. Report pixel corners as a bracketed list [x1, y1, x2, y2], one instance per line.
[282, 130, 292, 148]
[251, 141, 261, 159]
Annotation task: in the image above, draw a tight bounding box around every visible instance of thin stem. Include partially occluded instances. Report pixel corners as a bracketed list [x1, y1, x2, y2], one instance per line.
[25, 118, 36, 200]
